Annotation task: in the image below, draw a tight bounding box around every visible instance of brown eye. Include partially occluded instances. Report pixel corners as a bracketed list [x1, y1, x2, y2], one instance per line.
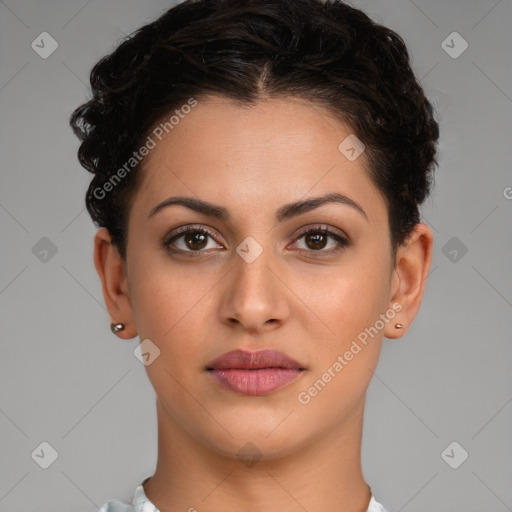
[163, 226, 222, 254]
[293, 226, 350, 255]
[304, 231, 329, 250]
[182, 231, 209, 250]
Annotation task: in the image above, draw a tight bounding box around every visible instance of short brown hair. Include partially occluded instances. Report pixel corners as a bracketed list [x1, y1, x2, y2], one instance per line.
[70, 0, 440, 263]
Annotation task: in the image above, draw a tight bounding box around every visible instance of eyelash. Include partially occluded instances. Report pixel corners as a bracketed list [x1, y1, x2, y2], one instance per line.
[162, 224, 350, 257]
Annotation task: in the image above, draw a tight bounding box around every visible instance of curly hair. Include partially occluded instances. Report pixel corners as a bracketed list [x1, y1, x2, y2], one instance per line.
[69, 0, 439, 264]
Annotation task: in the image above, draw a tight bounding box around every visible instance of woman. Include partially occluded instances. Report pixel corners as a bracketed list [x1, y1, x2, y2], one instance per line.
[70, 0, 439, 510]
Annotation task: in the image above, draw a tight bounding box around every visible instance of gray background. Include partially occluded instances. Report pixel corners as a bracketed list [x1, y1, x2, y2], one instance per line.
[0, 0, 511, 511]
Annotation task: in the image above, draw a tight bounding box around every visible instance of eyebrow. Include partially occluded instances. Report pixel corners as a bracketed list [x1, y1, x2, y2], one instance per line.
[147, 192, 368, 222]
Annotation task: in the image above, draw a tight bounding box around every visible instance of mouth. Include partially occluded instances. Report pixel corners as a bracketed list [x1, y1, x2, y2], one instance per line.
[207, 368, 305, 395]
[206, 349, 306, 396]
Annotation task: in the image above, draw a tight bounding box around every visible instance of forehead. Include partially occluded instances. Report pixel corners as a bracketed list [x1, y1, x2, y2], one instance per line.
[132, 96, 387, 227]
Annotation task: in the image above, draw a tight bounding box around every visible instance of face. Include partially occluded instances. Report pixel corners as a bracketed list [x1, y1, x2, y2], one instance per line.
[96, 96, 431, 461]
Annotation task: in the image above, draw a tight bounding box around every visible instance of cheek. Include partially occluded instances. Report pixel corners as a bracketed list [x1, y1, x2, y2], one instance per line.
[294, 265, 389, 424]
[293, 258, 391, 400]
[129, 267, 209, 399]
[128, 256, 210, 356]
[296, 254, 390, 338]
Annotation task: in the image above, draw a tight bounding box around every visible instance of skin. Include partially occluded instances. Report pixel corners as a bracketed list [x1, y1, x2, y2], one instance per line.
[94, 96, 433, 512]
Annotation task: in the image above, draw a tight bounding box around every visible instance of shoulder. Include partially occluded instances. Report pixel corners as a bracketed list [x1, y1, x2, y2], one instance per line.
[367, 494, 391, 512]
[97, 478, 155, 512]
[97, 498, 135, 512]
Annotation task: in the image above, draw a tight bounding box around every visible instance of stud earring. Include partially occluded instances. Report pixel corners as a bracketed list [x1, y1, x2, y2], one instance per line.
[394, 323, 405, 329]
[110, 322, 125, 334]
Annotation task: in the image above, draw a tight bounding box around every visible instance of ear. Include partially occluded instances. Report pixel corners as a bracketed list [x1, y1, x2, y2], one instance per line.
[93, 227, 138, 339]
[384, 223, 433, 339]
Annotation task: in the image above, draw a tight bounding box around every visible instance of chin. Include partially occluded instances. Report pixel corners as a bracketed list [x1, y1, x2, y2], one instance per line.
[197, 417, 310, 462]
[208, 434, 305, 465]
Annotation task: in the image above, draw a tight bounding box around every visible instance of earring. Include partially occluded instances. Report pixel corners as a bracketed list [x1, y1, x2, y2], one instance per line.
[394, 323, 405, 329]
[111, 322, 125, 334]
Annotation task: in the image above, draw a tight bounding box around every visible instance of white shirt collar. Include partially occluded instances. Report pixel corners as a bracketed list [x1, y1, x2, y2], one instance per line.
[127, 478, 390, 512]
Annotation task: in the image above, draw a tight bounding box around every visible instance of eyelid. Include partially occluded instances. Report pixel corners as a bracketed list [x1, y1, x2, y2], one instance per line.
[292, 223, 348, 240]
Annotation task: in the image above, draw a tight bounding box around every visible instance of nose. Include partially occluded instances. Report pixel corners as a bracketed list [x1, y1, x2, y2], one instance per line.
[219, 247, 290, 334]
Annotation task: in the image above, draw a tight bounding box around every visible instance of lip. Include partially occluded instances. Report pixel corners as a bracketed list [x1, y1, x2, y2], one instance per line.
[207, 349, 305, 371]
[206, 349, 306, 396]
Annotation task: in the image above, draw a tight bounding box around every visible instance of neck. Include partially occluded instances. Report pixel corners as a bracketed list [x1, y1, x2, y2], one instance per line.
[143, 398, 372, 512]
